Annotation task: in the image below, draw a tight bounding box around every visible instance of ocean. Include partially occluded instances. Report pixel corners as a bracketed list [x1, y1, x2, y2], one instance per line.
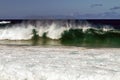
[0, 20, 120, 80]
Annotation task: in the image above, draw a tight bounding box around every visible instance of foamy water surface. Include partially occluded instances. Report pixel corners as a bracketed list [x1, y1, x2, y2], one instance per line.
[0, 45, 120, 80]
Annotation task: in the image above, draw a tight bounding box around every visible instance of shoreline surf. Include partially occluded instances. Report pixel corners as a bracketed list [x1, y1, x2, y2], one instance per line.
[0, 45, 120, 80]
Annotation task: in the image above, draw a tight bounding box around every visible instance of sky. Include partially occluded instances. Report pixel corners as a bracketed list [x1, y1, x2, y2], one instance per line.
[0, 0, 120, 19]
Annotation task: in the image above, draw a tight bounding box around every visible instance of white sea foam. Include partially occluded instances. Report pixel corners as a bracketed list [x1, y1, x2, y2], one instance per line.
[0, 21, 70, 40]
[0, 24, 34, 40]
[0, 21, 11, 24]
[36, 22, 70, 39]
[0, 46, 120, 80]
[102, 25, 114, 31]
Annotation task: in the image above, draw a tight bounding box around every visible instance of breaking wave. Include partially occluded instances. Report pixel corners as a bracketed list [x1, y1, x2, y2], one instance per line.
[0, 20, 115, 40]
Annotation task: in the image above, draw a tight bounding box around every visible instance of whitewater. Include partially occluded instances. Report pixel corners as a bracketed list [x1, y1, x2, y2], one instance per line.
[0, 45, 120, 80]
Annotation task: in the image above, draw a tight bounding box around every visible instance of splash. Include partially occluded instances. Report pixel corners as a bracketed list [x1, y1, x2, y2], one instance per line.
[0, 21, 11, 24]
[0, 20, 114, 40]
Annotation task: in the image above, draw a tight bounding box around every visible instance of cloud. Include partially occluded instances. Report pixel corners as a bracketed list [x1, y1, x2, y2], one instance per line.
[90, 4, 103, 8]
[110, 6, 120, 10]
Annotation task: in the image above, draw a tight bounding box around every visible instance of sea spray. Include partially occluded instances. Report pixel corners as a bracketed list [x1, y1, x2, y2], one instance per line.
[0, 20, 72, 40]
[0, 20, 114, 40]
[0, 24, 34, 40]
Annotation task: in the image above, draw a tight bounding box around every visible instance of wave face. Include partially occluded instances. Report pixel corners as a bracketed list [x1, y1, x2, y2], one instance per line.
[0, 20, 115, 40]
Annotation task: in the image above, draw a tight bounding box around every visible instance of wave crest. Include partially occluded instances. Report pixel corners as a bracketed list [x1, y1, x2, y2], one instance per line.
[0, 20, 114, 40]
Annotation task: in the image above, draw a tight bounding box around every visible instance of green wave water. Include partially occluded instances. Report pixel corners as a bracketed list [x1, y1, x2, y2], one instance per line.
[60, 28, 120, 47]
